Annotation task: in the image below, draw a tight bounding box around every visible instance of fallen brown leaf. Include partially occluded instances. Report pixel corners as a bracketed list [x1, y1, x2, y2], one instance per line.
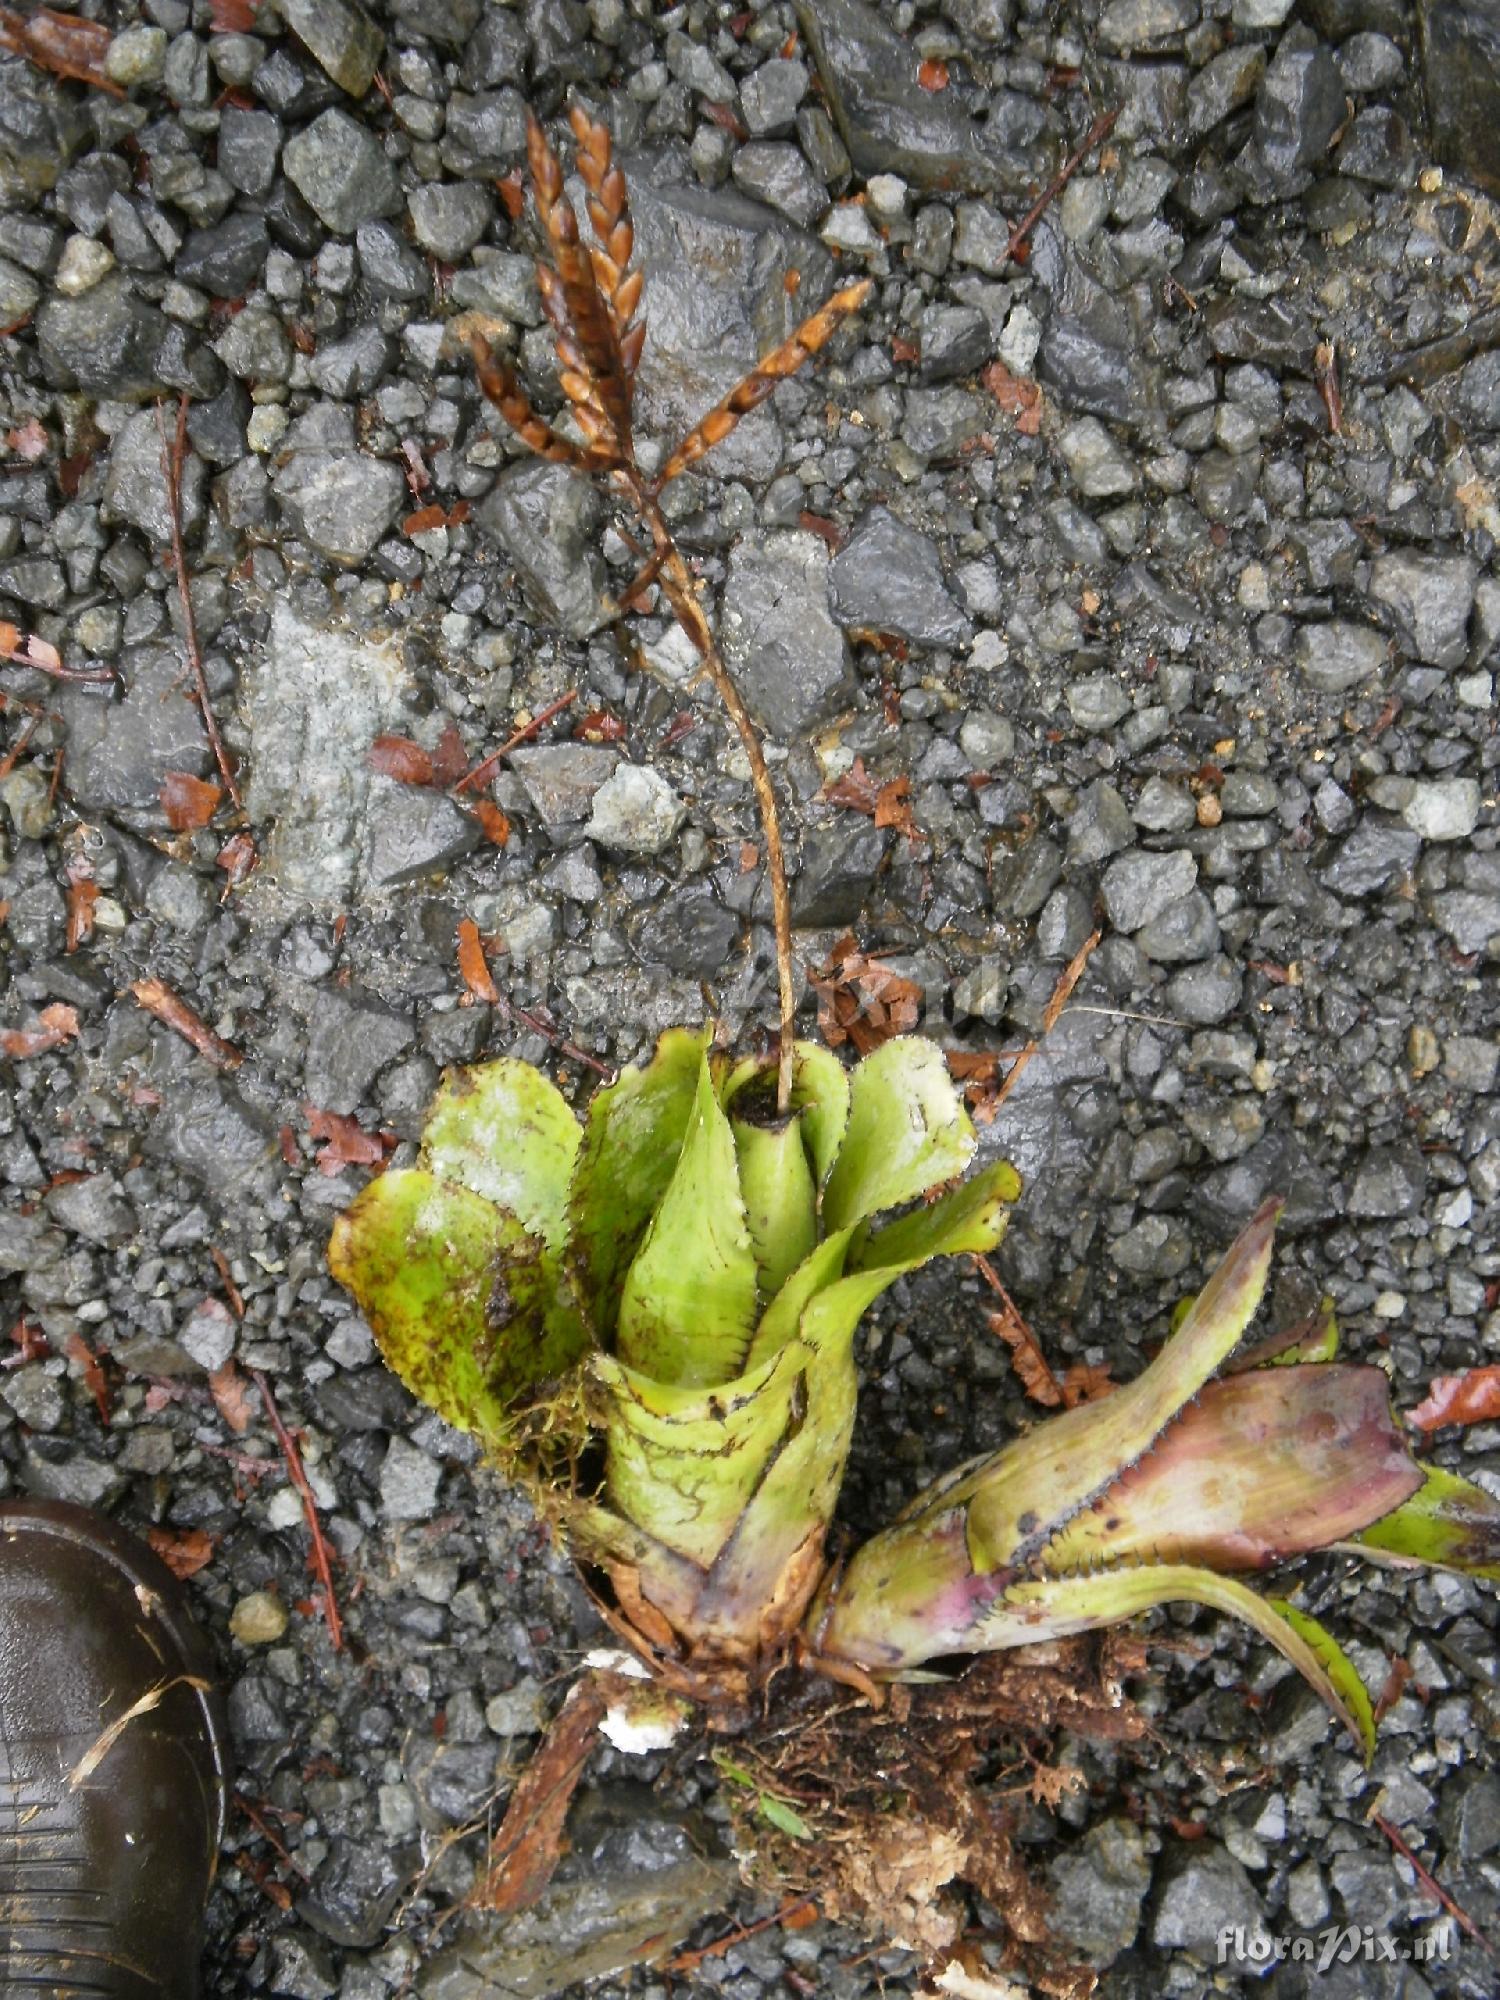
[160, 770, 223, 831]
[305, 1106, 394, 1176]
[209, 1361, 255, 1436]
[457, 917, 501, 1004]
[1, 1002, 79, 1058]
[810, 933, 922, 1055]
[147, 1525, 216, 1580]
[1409, 1366, 1500, 1432]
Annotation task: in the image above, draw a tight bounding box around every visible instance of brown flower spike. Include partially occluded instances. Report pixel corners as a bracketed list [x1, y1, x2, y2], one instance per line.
[470, 103, 873, 1114]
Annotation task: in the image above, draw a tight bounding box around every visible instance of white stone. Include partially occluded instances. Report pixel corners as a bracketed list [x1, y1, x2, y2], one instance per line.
[55, 236, 115, 297]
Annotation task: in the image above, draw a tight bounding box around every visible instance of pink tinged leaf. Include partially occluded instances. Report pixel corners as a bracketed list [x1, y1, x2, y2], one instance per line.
[1043, 1364, 1424, 1575]
[963, 1196, 1283, 1574]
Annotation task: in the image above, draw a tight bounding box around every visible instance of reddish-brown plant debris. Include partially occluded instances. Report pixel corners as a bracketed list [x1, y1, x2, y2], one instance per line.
[0, 620, 112, 683]
[810, 934, 922, 1055]
[251, 1370, 344, 1652]
[129, 977, 243, 1071]
[146, 1526, 217, 1581]
[1408, 1366, 1500, 1431]
[823, 756, 920, 841]
[468, 102, 874, 1115]
[454, 686, 578, 795]
[304, 1107, 395, 1177]
[456, 917, 501, 1005]
[474, 1674, 612, 1914]
[160, 770, 224, 831]
[64, 1332, 112, 1426]
[983, 359, 1044, 436]
[156, 396, 242, 810]
[0, 5, 120, 93]
[0, 1002, 79, 1059]
[209, 1361, 255, 1437]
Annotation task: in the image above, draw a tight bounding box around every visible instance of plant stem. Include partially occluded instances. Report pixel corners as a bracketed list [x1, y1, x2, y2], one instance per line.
[621, 473, 796, 1115]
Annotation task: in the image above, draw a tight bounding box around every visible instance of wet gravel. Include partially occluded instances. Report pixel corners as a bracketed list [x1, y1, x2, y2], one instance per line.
[1, 0, 1497, 1994]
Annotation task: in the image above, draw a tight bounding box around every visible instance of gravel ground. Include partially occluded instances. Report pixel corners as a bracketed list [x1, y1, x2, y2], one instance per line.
[1, 0, 1498, 1993]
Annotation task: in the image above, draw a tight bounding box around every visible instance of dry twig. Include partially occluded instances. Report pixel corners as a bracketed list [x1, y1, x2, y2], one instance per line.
[156, 396, 241, 809]
[129, 977, 243, 1071]
[251, 1369, 344, 1652]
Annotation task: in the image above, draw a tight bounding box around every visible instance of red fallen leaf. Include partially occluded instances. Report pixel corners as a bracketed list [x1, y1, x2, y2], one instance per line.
[130, 979, 242, 1071]
[1059, 1359, 1116, 1406]
[1408, 1366, 1500, 1432]
[428, 720, 469, 788]
[573, 708, 627, 745]
[7, 417, 47, 460]
[1373, 1653, 1414, 1723]
[797, 510, 843, 552]
[496, 169, 526, 219]
[477, 1678, 610, 1915]
[160, 770, 224, 831]
[1, 1002, 79, 1059]
[890, 335, 920, 364]
[823, 756, 881, 813]
[217, 830, 258, 891]
[660, 710, 698, 750]
[57, 449, 92, 499]
[402, 502, 448, 536]
[472, 799, 511, 847]
[982, 358, 1044, 436]
[918, 58, 949, 91]
[702, 99, 749, 142]
[810, 933, 922, 1056]
[64, 1332, 112, 1426]
[0, 4, 120, 93]
[873, 775, 917, 839]
[305, 1106, 394, 1176]
[400, 437, 431, 493]
[7, 1316, 49, 1365]
[209, 1361, 255, 1435]
[986, 1305, 1064, 1409]
[207, 0, 259, 31]
[65, 875, 98, 954]
[457, 917, 500, 1005]
[147, 1525, 216, 1580]
[278, 1124, 300, 1168]
[369, 734, 434, 785]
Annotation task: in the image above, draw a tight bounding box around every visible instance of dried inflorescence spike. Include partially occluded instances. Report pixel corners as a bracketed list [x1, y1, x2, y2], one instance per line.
[472, 99, 876, 1116]
[567, 103, 646, 379]
[653, 278, 875, 489]
[467, 335, 615, 473]
[525, 108, 633, 455]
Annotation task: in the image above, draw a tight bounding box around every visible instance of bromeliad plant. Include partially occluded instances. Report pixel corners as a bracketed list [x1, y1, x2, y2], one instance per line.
[329, 102, 1500, 1893]
[330, 1030, 1020, 1700]
[810, 1197, 1500, 1756]
[334, 1062, 1500, 1754]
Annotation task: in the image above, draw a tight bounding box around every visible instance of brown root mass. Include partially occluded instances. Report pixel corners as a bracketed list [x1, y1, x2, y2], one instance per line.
[720, 1637, 1150, 1996]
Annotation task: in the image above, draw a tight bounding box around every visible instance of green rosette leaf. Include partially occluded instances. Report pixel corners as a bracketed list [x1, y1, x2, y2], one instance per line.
[593, 1342, 809, 1569]
[732, 1115, 818, 1303]
[822, 1037, 977, 1234]
[567, 1026, 708, 1331]
[329, 1168, 588, 1449]
[420, 1059, 581, 1252]
[615, 1052, 759, 1387]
